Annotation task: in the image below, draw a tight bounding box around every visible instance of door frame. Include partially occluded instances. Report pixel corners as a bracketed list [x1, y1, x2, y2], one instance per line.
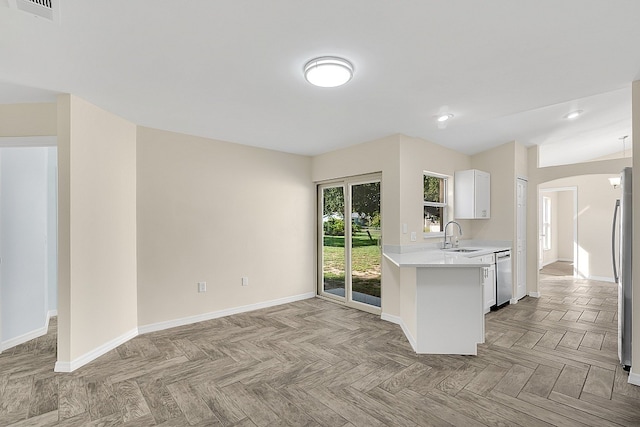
[538, 186, 578, 276]
[317, 173, 382, 315]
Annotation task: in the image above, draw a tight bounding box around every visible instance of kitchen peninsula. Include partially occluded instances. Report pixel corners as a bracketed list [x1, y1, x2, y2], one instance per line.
[383, 243, 508, 356]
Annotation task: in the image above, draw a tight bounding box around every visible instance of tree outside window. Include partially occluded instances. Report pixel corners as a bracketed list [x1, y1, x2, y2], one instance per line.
[424, 173, 448, 234]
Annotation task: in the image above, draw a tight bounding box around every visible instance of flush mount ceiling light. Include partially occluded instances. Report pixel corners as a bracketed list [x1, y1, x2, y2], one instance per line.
[436, 113, 454, 122]
[564, 110, 583, 120]
[304, 56, 354, 88]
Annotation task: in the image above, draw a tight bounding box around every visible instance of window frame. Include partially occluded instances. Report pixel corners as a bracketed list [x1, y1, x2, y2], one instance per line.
[423, 171, 449, 238]
[542, 196, 552, 251]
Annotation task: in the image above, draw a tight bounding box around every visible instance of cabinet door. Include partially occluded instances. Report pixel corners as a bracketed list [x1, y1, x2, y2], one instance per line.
[484, 265, 496, 312]
[475, 171, 490, 218]
[454, 170, 475, 219]
[454, 169, 491, 219]
[478, 254, 496, 313]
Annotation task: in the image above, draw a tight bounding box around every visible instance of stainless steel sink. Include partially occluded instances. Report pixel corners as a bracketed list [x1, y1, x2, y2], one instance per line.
[442, 248, 481, 253]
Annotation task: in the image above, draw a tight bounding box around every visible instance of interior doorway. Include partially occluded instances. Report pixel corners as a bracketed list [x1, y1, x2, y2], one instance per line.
[0, 140, 57, 352]
[318, 174, 382, 314]
[538, 187, 578, 277]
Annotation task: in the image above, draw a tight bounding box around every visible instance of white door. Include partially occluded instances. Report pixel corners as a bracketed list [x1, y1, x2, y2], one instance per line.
[318, 174, 382, 314]
[516, 178, 527, 299]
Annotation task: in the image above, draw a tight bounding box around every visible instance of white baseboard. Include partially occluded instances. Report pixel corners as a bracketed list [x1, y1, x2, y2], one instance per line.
[0, 324, 48, 352]
[0, 310, 57, 352]
[138, 291, 316, 335]
[529, 292, 541, 298]
[588, 275, 615, 283]
[509, 298, 518, 305]
[381, 312, 417, 352]
[629, 371, 640, 387]
[54, 292, 315, 373]
[54, 327, 138, 373]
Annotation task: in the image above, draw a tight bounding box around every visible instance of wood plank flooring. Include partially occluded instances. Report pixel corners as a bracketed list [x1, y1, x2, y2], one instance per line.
[1, 266, 640, 426]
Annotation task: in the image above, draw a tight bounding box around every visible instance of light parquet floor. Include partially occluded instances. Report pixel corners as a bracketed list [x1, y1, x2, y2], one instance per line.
[2, 266, 640, 426]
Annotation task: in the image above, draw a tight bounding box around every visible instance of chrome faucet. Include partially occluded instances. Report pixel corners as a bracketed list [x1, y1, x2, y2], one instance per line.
[443, 221, 462, 248]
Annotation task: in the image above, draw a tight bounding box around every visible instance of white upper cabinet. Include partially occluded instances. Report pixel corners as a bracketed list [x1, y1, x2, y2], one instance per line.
[454, 169, 490, 219]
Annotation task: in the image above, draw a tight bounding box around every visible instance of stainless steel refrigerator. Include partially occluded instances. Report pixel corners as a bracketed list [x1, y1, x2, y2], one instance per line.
[612, 167, 632, 370]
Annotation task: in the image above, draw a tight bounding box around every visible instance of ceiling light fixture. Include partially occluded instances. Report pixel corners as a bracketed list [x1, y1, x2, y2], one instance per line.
[564, 110, 583, 120]
[437, 113, 454, 122]
[304, 56, 354, 88]
[609, 177, 621, 188]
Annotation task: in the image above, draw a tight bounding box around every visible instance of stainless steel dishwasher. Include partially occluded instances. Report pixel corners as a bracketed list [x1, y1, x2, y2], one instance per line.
[495, 250, 512, 308]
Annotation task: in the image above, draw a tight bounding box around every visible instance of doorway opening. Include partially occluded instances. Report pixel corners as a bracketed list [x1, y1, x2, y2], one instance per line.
[538, 187, 577, 278]
[0, 139, 57, 352]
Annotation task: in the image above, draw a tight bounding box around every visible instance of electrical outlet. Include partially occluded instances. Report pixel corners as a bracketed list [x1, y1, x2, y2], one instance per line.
[198, 282, 206, 293]
[241, 277, 249, 286]
[410, 231, 417, 242]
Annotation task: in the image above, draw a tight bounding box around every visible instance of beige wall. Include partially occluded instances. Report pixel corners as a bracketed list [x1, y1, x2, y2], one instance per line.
[526, 148, 631, 297]
[470, 141, 528, 301]
[470, 142, 516, 242]
[136, 127, 315, 327]
[312, 133, 471, 337]
[312, 134, 403, 317]
[57, 94, 138, 366]
[399, 135, 472, 246]
[0, 103, 56, 136]
[539, 175, 620, 281]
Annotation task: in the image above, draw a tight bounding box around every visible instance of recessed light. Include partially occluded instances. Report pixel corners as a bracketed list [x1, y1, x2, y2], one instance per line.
[304, 56, 354, 88]
[564, 110, 583, 120]
[436, 113, 454, 122]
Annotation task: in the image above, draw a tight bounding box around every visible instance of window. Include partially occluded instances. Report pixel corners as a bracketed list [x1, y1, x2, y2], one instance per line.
[423, 173, 448, 235]
[542, 196, 551, 250]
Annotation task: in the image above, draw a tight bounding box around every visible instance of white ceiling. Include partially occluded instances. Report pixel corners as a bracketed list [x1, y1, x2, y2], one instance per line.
[1, 1, 639, 162]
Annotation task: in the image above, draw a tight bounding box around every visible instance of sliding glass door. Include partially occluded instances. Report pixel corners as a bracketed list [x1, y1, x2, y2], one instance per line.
[319, 175, 381, 313]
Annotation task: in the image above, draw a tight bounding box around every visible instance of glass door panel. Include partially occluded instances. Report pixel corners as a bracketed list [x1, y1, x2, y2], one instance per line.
[350, 181, 381, 308]
[321, 185, 346, 300]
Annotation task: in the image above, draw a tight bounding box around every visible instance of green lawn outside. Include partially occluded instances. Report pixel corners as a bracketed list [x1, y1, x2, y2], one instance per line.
[323, 230, 381, 297]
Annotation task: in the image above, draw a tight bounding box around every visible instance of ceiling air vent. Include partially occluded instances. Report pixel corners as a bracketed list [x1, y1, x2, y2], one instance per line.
[8, 0, 60, 23]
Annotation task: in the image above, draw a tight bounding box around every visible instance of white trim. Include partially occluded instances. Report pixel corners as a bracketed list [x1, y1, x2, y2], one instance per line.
[0, 310, 57, 352]
[0, 136, 56, 147]
[509, 297, 518, 304]
[528, 292, 541, 298]
[628, 371, 640, 387]
[0, 324, 48, 352]
[139, 292, 316, 335]
[54, 328, 138, 373]
[381, 312, 417, 352]
[588, 275, 615, 283]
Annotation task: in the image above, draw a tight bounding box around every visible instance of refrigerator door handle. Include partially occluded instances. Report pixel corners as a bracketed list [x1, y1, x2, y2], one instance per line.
[612, 199, 620, 284]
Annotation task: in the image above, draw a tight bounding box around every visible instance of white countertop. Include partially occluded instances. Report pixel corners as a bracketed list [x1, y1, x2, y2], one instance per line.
[383, 242, 511, 268]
